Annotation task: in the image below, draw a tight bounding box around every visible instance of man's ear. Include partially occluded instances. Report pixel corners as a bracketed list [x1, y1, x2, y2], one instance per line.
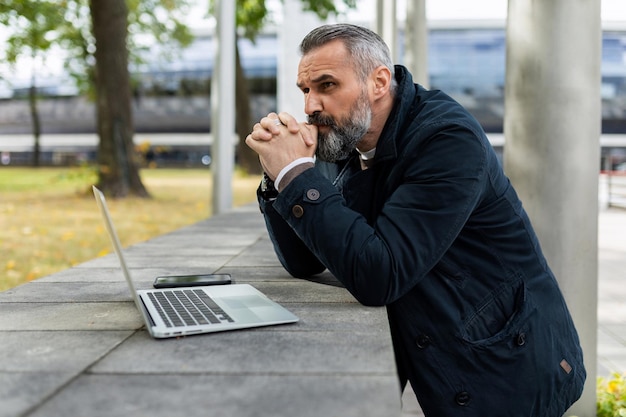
[371, 65, 392, 99]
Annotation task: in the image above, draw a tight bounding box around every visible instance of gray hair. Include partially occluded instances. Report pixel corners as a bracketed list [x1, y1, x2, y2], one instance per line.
[300, 24, 397, 93]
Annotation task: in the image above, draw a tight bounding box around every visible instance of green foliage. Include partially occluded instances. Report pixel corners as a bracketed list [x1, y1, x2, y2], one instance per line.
[300, 0, 357, 20]
[236, 0, 269, 41]
[127, 0, 194, 52]
[0, 0, 65, 64]
[597, 373, 626, 417]
[208, 0, 269, 41]
[0, 0, 195, 96]
[209, 0, 357, 42]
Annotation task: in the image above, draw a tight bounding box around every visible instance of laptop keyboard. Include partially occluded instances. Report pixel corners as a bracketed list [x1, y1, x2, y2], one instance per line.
[148, 289, 235, 327]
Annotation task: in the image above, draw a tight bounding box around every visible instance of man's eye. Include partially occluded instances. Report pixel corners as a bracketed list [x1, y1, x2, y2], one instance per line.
[322, 82, 334, 89]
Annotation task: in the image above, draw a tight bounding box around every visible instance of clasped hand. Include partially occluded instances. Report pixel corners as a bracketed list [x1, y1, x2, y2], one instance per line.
[245, 112, 318, 180]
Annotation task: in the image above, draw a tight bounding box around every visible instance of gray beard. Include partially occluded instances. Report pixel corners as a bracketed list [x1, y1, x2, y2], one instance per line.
[312, 95, 372, 163]
[316, 126, 363, 162]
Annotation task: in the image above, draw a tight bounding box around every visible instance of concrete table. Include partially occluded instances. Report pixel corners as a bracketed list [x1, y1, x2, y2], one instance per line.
[0, 204, 401, 417]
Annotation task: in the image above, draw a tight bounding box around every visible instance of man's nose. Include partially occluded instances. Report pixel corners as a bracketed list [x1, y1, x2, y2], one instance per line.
[304, 93, 322, 115]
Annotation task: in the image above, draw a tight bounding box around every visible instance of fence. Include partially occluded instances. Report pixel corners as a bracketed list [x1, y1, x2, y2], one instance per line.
[607, 171, 626, 209]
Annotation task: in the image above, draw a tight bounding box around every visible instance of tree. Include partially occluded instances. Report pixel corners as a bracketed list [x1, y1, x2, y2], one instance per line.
[0, 0, 66, 167]
[80, 0, 194, 197]
[0, 0, 193, 196]
[209, 0, 357, 174]
[90, 0, 195, 196]
[89, 0, 147, 196]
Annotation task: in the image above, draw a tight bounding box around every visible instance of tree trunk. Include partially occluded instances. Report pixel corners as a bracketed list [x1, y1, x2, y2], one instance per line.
[28, 81, 41, 167]
[234, 40, 263, 175]
[90, 0, 148, 197]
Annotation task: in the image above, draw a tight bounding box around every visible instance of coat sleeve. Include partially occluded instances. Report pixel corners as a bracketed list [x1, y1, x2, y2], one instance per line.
[270, 125, 489, 306]
[257, 187, 327, 278]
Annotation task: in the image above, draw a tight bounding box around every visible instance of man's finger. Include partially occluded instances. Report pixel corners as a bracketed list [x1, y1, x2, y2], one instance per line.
[299, 123, 318, 147]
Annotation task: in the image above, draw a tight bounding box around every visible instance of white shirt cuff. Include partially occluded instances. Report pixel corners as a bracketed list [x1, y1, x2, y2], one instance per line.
[274, 157, 316, 191]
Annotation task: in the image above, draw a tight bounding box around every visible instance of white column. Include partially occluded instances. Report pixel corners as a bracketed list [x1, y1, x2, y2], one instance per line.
[504, 1, 601, 415]
[210, 0, 235, 214]
[376, 0, 397, 62]
[277, 0, 323, 121]
[404, 0, 428, 87]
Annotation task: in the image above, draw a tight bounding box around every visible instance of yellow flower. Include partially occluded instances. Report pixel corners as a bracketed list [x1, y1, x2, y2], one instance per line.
[608, 380, 620, 394]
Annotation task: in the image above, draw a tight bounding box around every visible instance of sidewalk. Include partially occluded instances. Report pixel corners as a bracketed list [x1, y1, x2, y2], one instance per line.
[0, 205, 400, 417]
[401, 205, 626, 416]
[597, 206, 626, 375]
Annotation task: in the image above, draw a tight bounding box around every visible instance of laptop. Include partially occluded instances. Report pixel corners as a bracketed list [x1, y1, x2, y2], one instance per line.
[92, 185, 299, 338]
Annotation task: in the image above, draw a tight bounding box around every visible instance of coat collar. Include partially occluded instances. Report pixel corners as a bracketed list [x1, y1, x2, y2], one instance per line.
[368, 65, 418, 164]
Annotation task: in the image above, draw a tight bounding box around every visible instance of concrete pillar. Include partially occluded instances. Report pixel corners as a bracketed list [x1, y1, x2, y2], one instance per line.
[404, 0, 429, 88]
[278, 0, 322, 121]
[210, 0, 235, 214]
[376, 0, 397, 62]
[504, 1, 601, 415]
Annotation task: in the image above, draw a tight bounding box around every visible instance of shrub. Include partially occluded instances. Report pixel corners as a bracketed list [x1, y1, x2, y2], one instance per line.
[597, 373, 626, 417]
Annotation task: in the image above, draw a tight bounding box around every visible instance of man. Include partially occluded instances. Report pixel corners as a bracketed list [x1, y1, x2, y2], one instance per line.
[246, 23, 585, 416]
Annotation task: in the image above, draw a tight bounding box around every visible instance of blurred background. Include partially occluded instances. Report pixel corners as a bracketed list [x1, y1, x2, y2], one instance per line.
[1, 0, 625, 171]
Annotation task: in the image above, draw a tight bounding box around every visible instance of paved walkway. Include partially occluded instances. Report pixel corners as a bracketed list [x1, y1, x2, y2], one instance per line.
[401, 204, 626, 416]
[596, 206, 626, 375]
[0, 205, 400, 417]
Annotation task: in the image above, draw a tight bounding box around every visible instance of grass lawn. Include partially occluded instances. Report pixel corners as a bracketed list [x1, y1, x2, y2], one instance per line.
[0, 166, 261, 292]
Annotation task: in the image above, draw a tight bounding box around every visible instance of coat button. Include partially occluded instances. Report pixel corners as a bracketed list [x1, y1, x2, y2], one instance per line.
[292, 205, 304, 218]
[516, 332, 526, 346]
[415, 334, 431, 349]
[306, 189, 320, 200]
[455, 391, 471, 406]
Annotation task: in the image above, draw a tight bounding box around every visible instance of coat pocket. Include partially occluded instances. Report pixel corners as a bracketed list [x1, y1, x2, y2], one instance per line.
[460, 278, 532, 345]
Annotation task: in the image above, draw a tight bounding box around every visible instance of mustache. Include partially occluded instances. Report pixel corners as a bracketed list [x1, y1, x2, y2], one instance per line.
[307, 112, 336, 127]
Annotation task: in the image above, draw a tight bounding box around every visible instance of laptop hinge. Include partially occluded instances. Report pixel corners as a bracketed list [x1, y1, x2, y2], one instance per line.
[138, 295, 157, 327]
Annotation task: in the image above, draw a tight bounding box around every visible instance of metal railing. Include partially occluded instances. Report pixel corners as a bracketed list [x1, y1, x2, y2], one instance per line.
[607, 171, 626, 209]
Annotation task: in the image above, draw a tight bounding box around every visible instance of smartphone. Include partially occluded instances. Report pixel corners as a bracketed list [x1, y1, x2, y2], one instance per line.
[153, 274, 232, 288]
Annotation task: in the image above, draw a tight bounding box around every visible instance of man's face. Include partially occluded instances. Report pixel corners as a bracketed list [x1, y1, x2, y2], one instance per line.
[297, 40, 372, 162]
[307, 88, 372, 162]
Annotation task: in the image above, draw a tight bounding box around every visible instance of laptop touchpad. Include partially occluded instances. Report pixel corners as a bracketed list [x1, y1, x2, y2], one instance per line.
[221, 295, 276, 309]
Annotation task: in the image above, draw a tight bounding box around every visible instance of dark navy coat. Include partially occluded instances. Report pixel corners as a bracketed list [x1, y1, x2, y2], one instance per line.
[258, 65, 585, 416]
